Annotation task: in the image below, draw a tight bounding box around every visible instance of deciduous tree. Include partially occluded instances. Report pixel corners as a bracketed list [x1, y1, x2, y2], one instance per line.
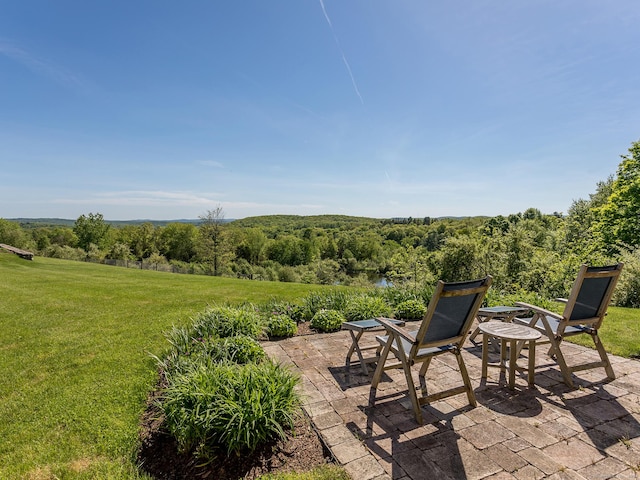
[198, 206, 227, 275]
[593, 140, 640, 253]
[73, 213, 110, 251]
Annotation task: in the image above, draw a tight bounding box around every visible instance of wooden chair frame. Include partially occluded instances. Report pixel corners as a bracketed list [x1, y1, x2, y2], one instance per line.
[369, 276, 492, 424]
[514, 263, 623, 387]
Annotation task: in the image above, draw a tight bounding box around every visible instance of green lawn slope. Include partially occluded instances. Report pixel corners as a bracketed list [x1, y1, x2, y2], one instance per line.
[2, 251, 638, 478]
[0, 253, 321, 478]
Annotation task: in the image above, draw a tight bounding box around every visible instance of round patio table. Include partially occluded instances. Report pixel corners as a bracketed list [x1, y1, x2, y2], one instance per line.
[479, 320, 541, 389]
[468, 305, 529, 343]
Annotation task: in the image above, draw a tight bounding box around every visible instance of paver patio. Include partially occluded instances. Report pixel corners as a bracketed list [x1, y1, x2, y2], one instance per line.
[263, 322, 640, 480]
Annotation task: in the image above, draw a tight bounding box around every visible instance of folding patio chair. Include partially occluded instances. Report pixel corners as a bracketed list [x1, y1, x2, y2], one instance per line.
[513, 263, 623, 387]
[369, 276, 492, 424]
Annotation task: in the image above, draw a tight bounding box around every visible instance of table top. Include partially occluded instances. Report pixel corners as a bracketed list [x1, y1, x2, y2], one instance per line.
[478, 320, 541, 341]
[341, 318, 405, 331]
[478, 305, 529, 315]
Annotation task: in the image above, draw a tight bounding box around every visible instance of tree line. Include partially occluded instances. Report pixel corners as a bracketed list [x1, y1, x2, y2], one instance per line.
[2, 140, 640, 307]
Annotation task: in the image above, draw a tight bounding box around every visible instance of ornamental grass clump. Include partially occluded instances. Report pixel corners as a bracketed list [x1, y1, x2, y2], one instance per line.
[310, 309, 345, 332]
[302, 290, 351, 320]
[193, 305, 266, 339]
[343, 294, 392, 322]
[379, 284, 435, 310]
[161, 360, 301, 456]
[394, 299, 427, 320]
[206, 335, 266, 364]
[258, 299, 306, 323]
[160, 305, 266, 376]
[159, 331, 265, 378]
[157, 304, 302, 459]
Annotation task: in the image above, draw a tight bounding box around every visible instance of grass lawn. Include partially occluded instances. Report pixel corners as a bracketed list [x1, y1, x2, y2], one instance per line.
[0, 253, 323, 479]
[566, 305, 640, 358]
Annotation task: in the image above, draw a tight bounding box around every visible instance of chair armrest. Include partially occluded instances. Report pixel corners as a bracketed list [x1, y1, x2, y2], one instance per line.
[376, 317, 417, 343]
[515, 302, 564, 321]
[555, 298, 568, 304]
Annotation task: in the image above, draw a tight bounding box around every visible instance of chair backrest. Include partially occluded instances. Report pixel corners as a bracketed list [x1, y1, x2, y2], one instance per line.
[414, 276, 492, 351]
[563, 263, 623, 329]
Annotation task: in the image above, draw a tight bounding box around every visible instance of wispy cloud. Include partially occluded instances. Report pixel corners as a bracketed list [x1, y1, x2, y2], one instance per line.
[318, 0, 364, 105]
[0, 41, 86, 91]
[55, 190, 221, 207]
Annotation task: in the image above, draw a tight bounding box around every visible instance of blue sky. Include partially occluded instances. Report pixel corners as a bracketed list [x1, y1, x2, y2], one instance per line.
[1, 1, 639, 220]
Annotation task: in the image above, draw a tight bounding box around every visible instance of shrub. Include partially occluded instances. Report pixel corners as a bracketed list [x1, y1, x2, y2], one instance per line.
[161, 360, 301, 456]
[43, 245, 86, 261]
[612, 250, 640, 307]
[310, 309, 345, 332]
[278, 266, 301, 283]
[343, 295, 392, 322]
[485, 289, 557, 311]
[394, 299, 426, 320]
[267, 314, 298, 338]
[288, 304, 306, 323]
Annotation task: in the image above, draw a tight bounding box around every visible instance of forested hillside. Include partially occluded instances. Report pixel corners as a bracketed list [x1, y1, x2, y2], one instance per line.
[3, 140, 640, 307]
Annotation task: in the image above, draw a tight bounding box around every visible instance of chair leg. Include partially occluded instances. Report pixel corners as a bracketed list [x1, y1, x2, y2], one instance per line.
[551, 336, 574, 387]
[593, 333, 615, 380]
[400, 356, 423, 424]
[455, 350, 477, 407]
[418, 357, 432, 394]
[387, 338, 423, 424]
[369, 336, 393, 409]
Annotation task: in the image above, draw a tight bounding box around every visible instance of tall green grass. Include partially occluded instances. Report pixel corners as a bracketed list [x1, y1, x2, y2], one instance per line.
[0, 253, 320, 478]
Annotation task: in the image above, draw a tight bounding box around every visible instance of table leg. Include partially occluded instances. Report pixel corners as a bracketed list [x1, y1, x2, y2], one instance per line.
[346, 330, 365, 373]
[528, 339, 536, 386]
[508, 339, 517, 388]
[481, 333, 488, 379]
[500, 338, 507, 376]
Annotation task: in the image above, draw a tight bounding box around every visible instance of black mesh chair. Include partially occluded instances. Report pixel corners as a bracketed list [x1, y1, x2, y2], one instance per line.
[369, 276, 492, 424]
[513, 263, 623, 387]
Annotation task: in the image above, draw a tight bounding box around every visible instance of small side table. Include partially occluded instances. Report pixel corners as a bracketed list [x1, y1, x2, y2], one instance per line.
[342, 318, 405, 375]
[469, 305, 529, 343]
[479, 321, 541, 389]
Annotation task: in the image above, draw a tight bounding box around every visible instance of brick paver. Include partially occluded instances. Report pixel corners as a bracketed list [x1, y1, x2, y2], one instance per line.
[264, 327, 640, 480]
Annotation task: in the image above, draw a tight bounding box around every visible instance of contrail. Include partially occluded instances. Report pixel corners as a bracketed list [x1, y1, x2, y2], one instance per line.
[318, 0, 364, 104]
[0, 41, 85, 90]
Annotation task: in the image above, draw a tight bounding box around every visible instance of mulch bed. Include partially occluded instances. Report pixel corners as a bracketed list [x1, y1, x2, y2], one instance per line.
[137, 322, 336, 479]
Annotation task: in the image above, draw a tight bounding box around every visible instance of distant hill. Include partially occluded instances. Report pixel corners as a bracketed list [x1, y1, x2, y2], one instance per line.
[230, 214, 383, 229]
[8, 214, 480, 230]
[8, 218, 206, 228]
[9, 215, 380, 229]
[9, 218, 77, 227]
